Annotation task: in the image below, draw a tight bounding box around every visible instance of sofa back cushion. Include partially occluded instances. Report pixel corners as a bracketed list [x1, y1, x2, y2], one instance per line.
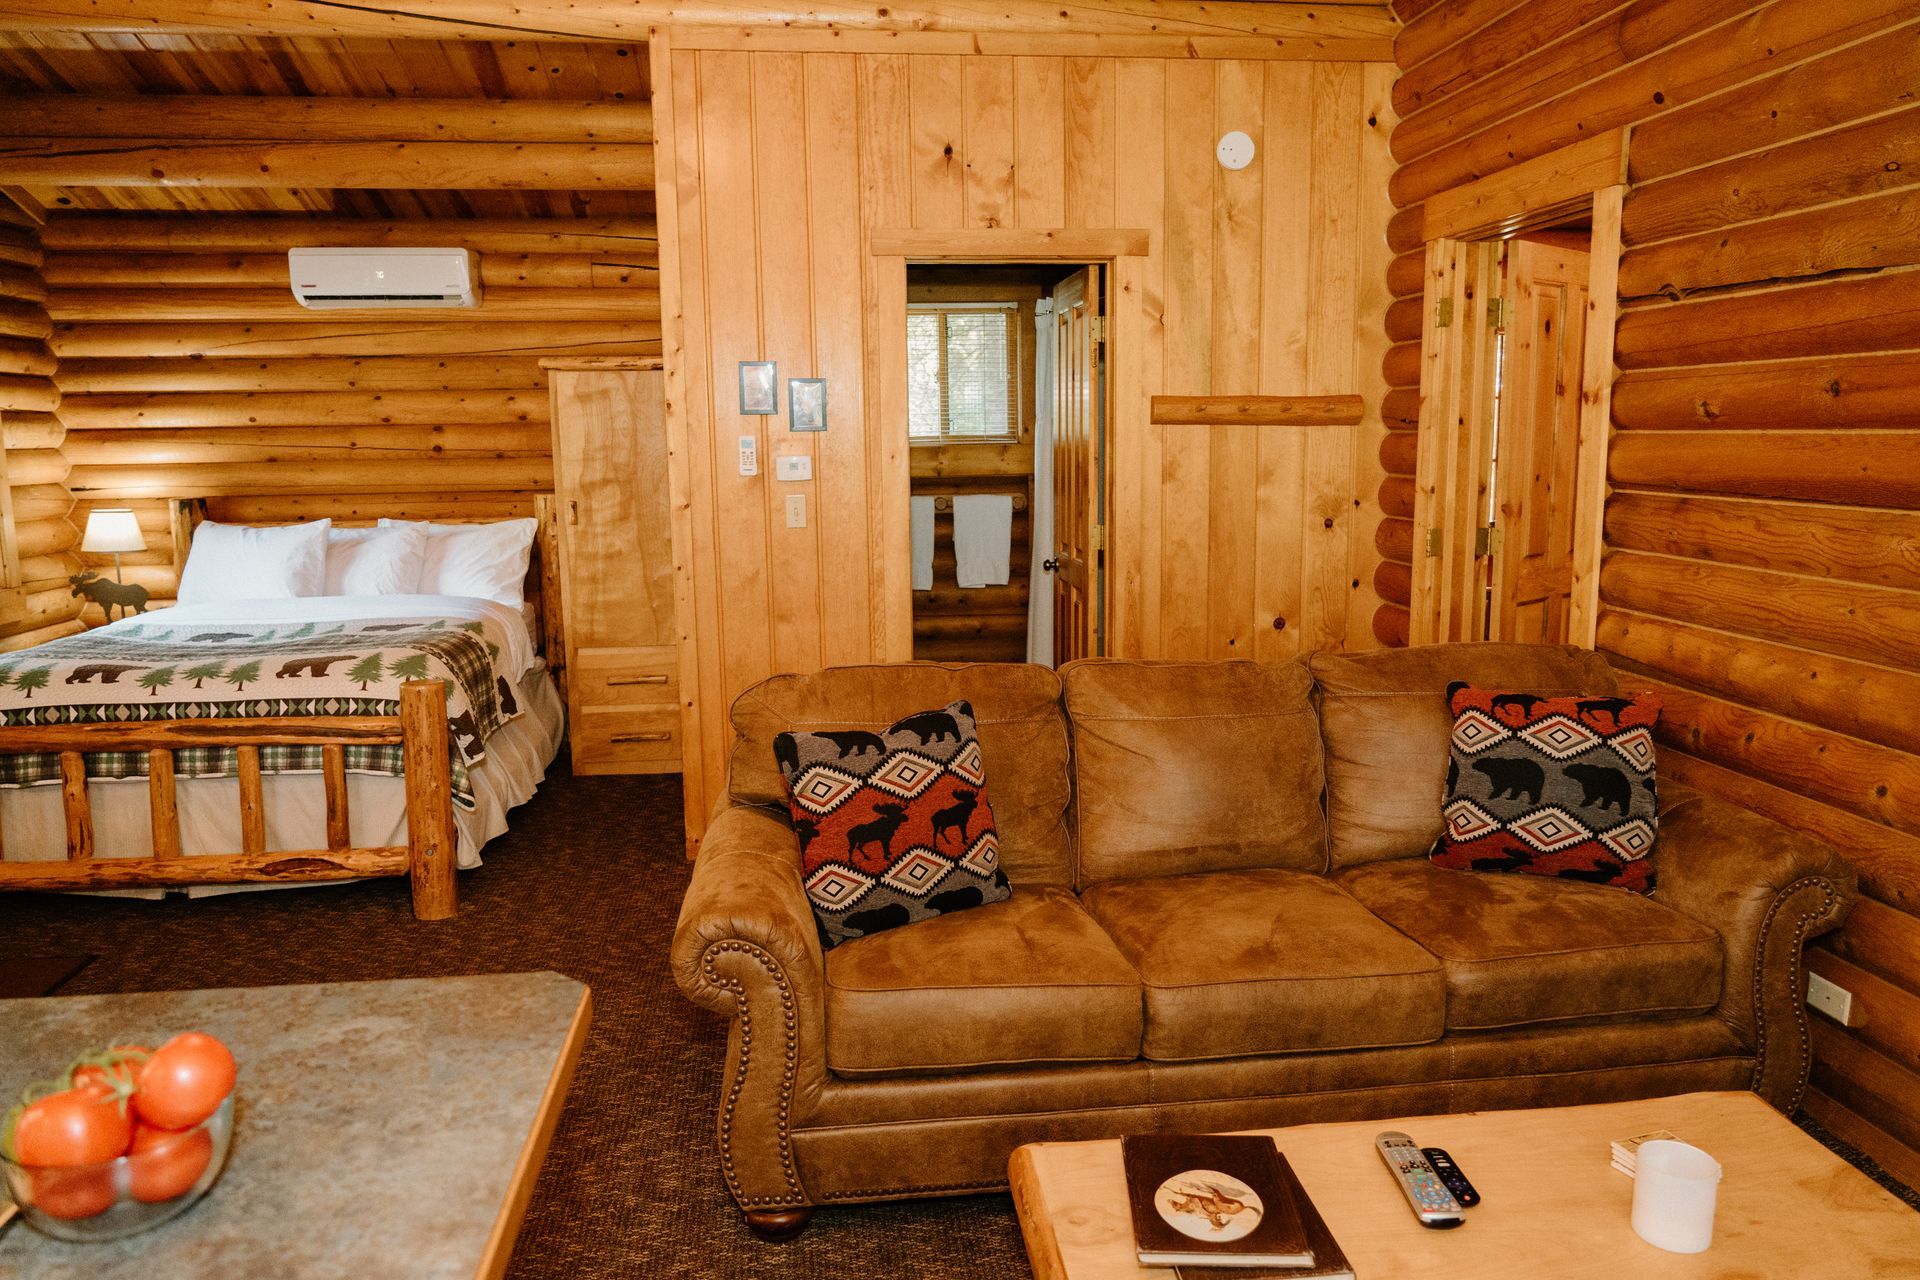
[1308, 643, 1618, 869]
[1062, 659, 1327, 888]
[729, 663, 1074, 885]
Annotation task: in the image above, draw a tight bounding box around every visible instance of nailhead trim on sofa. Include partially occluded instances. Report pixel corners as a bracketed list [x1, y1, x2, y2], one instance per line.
[702, 939, 806, 1208]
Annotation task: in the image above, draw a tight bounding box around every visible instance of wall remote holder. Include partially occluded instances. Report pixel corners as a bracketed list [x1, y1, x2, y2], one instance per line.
[1375, 1132, 1466, 1228]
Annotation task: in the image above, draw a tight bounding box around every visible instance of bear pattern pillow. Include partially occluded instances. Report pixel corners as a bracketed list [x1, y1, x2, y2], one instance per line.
[1431, 682, 1662, 893]
[774, 701, 1011, 949]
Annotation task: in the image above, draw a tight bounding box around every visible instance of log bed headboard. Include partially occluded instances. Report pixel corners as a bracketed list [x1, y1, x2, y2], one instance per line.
[169, 496, 567, 696]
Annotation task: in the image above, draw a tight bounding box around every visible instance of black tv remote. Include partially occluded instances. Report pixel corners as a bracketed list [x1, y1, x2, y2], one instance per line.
[1421, 1147, 1480, 1207]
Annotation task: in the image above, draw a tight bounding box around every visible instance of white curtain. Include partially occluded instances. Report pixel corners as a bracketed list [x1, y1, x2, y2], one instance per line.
[1026, 300, 1056, 665]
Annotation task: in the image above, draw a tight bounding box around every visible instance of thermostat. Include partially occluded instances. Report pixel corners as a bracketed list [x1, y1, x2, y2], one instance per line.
[1217, 130, 1256, 171]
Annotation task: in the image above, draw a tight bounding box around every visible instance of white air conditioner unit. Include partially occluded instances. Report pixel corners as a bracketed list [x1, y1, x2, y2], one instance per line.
[287, 247, 480, 309]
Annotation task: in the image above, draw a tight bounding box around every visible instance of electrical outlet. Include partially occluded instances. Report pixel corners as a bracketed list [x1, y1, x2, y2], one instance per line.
[785, 494, 807, 529]
[1808, 972, 1853, 1025]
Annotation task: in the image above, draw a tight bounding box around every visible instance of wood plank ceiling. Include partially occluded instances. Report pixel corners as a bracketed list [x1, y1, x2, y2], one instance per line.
[0, 32, 653, 218]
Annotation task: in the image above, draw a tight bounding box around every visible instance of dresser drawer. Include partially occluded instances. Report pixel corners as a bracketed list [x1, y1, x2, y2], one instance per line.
[572, 646, 678, 709]
[571, 706, 681, 775]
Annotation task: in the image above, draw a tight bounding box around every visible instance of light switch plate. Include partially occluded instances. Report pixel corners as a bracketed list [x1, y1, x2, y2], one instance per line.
[785, 494, 807, 528]
[738, 434, 759, 477]
[1807, 972, 1852, 1025]
[775, 455, 813, 482]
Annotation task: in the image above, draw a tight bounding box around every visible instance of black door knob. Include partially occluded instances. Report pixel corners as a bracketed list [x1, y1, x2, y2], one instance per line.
[1041, 558, 1059, 572]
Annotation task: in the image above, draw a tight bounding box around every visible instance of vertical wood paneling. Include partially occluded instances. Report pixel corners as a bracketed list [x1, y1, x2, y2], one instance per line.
[1158, 59, 1218, 657]
[665, 47, 1396, 836]
[1062, 58, 1116, 231]
[805, 54, 874, 670]
[1110, 59, 1165, 662]
[750, 53, 822, 677]
[1207, 60, 1265, 661]
[1254, 65, 1315, 664]
[962, 57, 1016, 230]
[909, 56, 966, 231]
[1386, 0, 1920, 1171]
[1011, 57, 1067, 230]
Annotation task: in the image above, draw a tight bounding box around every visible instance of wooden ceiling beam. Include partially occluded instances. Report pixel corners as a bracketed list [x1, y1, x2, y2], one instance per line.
[0, 140, 652, 190]
[0, 94, 652, 143]
[0, 0, 1393, 43]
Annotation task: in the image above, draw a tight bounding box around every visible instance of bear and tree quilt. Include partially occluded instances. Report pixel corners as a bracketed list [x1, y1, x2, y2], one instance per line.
[0, 616, 520, 811]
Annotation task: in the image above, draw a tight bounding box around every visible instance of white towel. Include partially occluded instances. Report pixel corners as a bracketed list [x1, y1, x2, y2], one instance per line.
[910, 495, 936, 591]
[952, 494, 1014, 589]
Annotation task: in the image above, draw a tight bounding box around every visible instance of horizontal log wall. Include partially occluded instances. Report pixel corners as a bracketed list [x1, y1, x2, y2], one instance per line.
[0, 194, 84, 651]
[42, 214, 661, 606]
[1388, 0, 1920, 1173]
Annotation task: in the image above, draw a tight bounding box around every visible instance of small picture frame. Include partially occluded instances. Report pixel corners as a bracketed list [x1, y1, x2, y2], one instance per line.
[738, 361, 777, 415]
[789, 378, 827, 432]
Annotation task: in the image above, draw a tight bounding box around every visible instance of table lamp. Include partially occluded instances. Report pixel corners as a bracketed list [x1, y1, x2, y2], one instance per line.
[81, 507, 146, 583]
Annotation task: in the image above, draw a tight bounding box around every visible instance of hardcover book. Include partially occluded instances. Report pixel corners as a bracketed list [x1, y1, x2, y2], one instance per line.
[1121, 1134, 1315, 1269]
[1174, 1148, 1357, 1279]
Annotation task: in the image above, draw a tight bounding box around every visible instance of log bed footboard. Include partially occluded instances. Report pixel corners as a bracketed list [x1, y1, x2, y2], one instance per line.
[0, 679, 459, 920]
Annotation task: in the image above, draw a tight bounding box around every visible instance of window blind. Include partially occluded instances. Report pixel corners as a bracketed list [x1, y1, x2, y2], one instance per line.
[908, 303, 1019, 442]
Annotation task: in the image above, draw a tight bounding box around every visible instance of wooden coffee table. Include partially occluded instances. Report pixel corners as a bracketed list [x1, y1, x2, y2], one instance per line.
[0, 971, 590, 1280]
[1009, 1091, 1920, 1279]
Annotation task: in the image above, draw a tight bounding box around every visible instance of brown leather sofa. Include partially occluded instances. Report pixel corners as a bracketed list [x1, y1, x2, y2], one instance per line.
[671, 643, 1857, 1238]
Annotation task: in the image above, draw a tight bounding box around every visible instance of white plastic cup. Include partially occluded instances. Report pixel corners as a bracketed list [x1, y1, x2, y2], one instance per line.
[1630, 1139, 1722, 1253]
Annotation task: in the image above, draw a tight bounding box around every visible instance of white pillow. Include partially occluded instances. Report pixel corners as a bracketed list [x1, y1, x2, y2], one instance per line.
[324, 524, 427, 596]
[379, 517, 537, 607]
[177, 519, 333, 604]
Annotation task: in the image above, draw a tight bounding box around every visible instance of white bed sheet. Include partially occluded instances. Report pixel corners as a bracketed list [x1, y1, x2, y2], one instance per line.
[0, 596, 564, 895]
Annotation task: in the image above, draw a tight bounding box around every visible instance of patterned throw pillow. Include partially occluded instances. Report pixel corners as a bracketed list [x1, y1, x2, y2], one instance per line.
[1431, 682, 1662, 893]
[774, 701, 1011, 949]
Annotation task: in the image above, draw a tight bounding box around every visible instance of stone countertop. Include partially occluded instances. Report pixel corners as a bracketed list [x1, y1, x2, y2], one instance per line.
[0, 971, 589, 1280]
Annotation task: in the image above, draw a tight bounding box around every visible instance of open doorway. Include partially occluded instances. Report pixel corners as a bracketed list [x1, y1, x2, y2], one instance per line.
[1409, 143, 1624, 650]
[906, 262, 1104, 667]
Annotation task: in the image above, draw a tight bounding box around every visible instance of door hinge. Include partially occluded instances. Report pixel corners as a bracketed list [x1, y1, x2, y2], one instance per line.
[1434, 298, 1453, 329]
[1424, 528, 1442, 557]
[1090, 524, 1105, 552]
[1487, 297, 1512, 330]
[1088, 315, 1107, 343]
[1474, 524, 1504, 558]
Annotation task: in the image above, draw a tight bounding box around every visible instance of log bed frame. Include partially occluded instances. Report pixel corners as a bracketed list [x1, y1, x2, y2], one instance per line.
[0, 680, 459, 918]
[0, 498, 564, 921]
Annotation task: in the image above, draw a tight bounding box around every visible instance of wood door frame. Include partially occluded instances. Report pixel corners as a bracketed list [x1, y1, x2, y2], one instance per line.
[1409, 130, 1627, 649]
[869, 229, 1149, 660]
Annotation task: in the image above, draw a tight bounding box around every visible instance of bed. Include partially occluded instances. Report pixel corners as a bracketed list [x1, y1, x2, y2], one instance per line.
[0, 510, 565, 920]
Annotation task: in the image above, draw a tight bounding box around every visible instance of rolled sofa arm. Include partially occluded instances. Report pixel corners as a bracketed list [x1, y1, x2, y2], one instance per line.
[672, 803, 827, 1210]
[1652, 785, 1858, 1112]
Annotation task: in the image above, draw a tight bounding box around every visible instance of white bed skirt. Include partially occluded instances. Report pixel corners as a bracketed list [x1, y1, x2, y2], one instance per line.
[0, 668, 565, 897]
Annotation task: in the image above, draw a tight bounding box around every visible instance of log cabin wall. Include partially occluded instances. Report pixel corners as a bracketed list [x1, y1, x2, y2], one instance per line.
[1378, 0, 1920, 1178]
[0, 193, 82, 652]
[654, 35, 1400, 833]
[41, 213, 660, 611]
[0, 33, 661, 620]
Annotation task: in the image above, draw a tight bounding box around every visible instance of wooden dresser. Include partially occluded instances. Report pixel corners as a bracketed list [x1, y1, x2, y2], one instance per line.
[542, 358, 681, 775]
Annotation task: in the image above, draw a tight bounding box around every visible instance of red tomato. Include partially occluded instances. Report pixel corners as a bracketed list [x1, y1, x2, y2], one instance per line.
[10, 1086, 132, 1167]
[126, 1122, 213, 1203]
[133, 1032, 236, 1131]
[26, 1164, 117, 1219]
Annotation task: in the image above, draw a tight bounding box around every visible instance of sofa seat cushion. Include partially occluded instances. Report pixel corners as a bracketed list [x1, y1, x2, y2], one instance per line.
[1080, 868, 1445, 1061]
[1334, 859, 1722, 1032]
[823, 885, 1143, 1077]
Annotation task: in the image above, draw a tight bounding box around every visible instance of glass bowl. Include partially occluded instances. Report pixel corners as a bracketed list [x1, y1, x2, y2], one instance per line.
[2, 1093, 234, 1242]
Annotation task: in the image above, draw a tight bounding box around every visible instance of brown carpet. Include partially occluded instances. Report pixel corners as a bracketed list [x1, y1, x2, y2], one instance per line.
[6, 770, 1913, 1275]
[3, 770, 1034, 1279]
[0, 953, 93, 998]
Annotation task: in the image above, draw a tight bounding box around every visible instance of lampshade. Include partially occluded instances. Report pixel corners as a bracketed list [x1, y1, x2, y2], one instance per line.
[81, 507, 147, 555]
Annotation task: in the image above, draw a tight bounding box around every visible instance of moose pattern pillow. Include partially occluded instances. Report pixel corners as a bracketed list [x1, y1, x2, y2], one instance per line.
[1431, 682, 1662, 893]
[774, 701, 1011, 948]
